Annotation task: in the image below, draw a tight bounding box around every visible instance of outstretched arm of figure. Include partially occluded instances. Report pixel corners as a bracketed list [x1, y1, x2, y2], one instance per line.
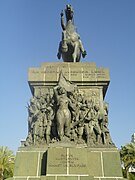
[60, 10, 66, 30]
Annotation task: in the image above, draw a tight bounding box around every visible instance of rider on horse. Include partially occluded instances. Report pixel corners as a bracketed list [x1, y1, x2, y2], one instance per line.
[57, 4, 87, 62]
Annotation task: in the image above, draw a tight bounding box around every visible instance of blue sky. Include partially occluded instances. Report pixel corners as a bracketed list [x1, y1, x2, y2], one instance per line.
[0, 0, 135, 153]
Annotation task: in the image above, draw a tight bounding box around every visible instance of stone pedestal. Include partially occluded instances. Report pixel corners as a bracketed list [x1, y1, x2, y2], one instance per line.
[9, 62, 126, 180]
[12, 146, 125, 180]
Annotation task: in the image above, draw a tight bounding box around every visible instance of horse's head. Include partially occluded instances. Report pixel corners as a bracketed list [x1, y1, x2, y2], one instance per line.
[65, 4, 74, 21]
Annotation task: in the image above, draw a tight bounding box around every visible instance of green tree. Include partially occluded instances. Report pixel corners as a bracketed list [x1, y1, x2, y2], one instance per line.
[120, 143, 135, 179]
[0, 146, 15, 180]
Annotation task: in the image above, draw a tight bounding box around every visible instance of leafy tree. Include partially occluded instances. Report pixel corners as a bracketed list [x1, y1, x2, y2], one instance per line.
[0, 146, 15, 180]
[128, 172, 135, 180]
[120, 142, 135, 179]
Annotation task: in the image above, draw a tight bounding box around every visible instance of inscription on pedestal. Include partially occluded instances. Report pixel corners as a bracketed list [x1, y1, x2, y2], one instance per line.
[47, 148, 88, 175]
[28, 63, 110, 83]
[48, 153, 86, 168]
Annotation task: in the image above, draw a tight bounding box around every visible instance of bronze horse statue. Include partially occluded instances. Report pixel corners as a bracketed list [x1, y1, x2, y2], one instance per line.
[57, 4, 87, 62]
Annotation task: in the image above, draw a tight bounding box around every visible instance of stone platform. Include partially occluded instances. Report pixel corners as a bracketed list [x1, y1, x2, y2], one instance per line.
[11, 146, 125, 180]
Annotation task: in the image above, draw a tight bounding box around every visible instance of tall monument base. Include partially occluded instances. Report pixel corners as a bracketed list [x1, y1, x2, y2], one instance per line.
[12, 146, 125, 180]
[8, 62, 126, 180]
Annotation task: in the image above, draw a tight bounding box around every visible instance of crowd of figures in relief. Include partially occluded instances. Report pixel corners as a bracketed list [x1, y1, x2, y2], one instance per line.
[25, 74, 114, 147]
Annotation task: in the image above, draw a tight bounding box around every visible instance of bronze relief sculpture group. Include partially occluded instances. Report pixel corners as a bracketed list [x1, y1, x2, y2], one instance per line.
[25, 74, 114, 147]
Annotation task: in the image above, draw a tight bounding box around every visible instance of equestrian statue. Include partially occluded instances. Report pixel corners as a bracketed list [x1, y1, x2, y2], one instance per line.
[57, 4, 87, 62]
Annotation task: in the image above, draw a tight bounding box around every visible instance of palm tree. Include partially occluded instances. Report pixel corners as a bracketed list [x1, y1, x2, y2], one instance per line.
[0, 146, 15, 180]
[120, 143, 135, 179]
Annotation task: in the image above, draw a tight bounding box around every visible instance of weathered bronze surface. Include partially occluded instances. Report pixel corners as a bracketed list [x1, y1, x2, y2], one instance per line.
[57, 5, 86, 62]
[25, 63, 114, 148]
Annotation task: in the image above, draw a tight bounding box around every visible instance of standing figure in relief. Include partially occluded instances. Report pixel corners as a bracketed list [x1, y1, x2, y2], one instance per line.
[45, 105, 55, 144]
[89, 104, 101, 144]
[54, 86, 72, 140]
[83, 100, 93, 146]
[100, 102, 114, 145]
[27, 96, 40, 133]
